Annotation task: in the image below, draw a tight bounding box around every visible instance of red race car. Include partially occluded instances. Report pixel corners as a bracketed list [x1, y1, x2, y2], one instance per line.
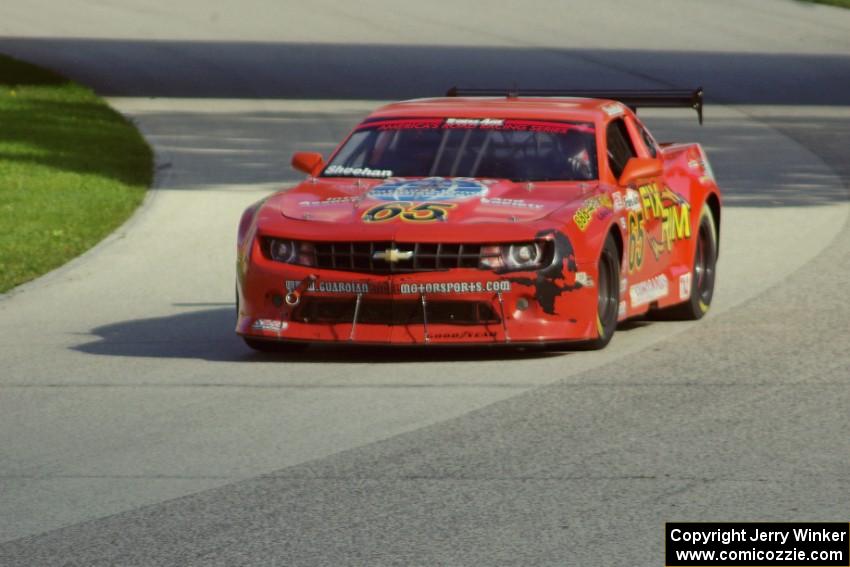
[235, 88, 720, 351]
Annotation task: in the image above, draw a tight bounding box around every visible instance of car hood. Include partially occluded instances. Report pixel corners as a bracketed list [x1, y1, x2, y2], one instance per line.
[273, 177, 596, 224]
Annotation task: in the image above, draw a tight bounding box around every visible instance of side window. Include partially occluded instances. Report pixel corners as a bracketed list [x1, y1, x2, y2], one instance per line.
[640, 126, 658, 158]
[606, 119, 637, 180]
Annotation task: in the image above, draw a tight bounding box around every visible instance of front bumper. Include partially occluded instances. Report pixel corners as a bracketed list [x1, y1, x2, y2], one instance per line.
[237, 256, 598, 346]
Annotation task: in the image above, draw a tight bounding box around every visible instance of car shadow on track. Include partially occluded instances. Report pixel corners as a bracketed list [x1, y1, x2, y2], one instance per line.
[73, 305, 651, 363]
[73, 306, 555, 363]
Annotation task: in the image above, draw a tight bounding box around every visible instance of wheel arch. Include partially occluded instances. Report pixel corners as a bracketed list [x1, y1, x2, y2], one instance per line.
[705, 192, 721, 258]
[607, 223, 624, 267]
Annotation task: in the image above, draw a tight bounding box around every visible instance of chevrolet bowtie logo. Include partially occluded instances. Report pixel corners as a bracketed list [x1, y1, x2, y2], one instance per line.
[373, 247, 414, 263]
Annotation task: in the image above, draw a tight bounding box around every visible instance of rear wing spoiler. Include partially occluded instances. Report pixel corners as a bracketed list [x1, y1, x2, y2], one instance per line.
[445, 87, 704, 125]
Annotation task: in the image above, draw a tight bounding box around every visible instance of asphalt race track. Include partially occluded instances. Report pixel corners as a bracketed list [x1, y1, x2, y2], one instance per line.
[1, 1, 849, 564]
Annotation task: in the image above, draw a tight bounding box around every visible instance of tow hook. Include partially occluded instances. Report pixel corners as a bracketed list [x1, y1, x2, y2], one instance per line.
[285, 274, 317, 306]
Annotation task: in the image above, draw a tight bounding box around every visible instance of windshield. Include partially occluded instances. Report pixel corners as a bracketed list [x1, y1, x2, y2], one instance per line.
[322, 117, 598, 182]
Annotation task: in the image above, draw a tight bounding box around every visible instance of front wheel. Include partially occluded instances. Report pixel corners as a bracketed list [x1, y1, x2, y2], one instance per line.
[576, 234, 620, 350]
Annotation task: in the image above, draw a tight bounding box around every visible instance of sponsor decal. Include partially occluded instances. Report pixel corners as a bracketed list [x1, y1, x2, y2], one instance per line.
[612, 192, 625, 212]
[373, 118, 444, 130]
[618, 300, 627, 320]
[627, 183, 692, 271]
[506, 229, 582, 315]
[251, 319, 287, 331]
[360, 118, 595, 135]
[637, 182, 692, 260]
[630, 274, 669, 307]
[701, 155, 717, 182]
[679, 272, 692, 301]
[620, 277, 628, 296]
[624, 189, 642, 212]
[431, 330, 498, 340]
[602, 103, 624, 117]
[367, 177, 487, 202]
[286, 280, 375, 294]
[445, 117, 505, 128]
[284, 279, 511, 296]
[575, 271, 594, 288]
[362, 201, 457, 223]
[573, 194, 613, 231]
[399, 281, 511, 294]
[480, 197, 545, 210]
[298, 196, 359, 207]
[325, 165, 393, 178]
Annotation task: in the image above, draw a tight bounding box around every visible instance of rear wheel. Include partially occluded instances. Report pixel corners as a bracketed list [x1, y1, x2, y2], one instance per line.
[658, 206, 717, 320]
[577, 234, 620, 350]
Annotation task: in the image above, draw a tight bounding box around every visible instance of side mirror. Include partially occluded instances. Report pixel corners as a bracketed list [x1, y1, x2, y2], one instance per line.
[291, 152, 324, 176]
[618, 157, 663, 187]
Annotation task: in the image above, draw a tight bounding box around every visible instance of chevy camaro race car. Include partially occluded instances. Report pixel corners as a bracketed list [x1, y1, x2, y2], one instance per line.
[236, 88, 721, 350]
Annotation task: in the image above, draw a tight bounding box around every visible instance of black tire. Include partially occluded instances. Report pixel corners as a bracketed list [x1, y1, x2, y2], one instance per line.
[576, 234, 620, 350]
[657, 206, 718, 320]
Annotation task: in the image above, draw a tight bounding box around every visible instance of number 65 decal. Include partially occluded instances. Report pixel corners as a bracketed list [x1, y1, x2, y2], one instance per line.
[628, 210, 644, 272]
[362, 202, 457, 223]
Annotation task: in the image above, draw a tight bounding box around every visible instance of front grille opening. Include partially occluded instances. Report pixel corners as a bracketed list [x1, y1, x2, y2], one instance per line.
[263, 238, 491, 273]
[293, 298, 500, 326]
[262, 238, 551, 274]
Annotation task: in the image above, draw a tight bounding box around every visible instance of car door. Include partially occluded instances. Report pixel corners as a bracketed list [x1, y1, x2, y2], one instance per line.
[605, 117, 663, 283]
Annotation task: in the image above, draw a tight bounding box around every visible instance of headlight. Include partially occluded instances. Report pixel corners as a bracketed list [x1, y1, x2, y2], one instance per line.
[508, 243, 540, 269]
[268, 239, 296, 262]
[264, 239, 315, 266]
[479, 241, 549, 272]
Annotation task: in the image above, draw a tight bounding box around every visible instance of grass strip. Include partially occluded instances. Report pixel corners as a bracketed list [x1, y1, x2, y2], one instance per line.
[0, 54, 152, 293]
[795, 0, 850, 8]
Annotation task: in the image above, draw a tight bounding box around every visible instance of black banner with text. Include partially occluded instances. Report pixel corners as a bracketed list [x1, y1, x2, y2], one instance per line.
[666, 523, 849, 566]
